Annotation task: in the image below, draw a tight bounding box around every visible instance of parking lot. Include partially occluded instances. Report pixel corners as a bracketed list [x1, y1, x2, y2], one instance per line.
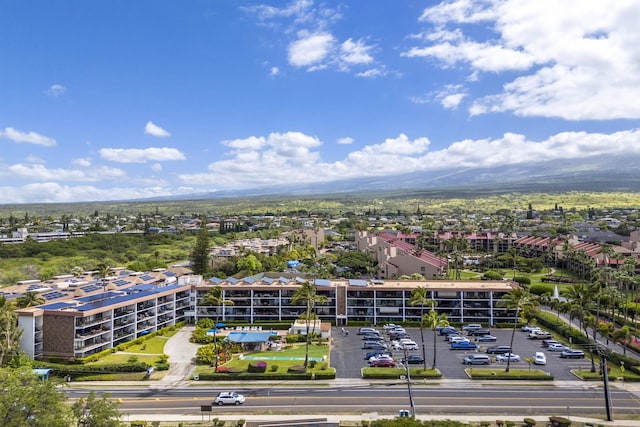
[330, 325, 595, 380]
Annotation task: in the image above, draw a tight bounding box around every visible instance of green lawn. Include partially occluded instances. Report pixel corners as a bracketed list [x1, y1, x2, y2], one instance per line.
[195, 342, 330, 375]
[87, 353, 164, 366]
[124, 336, 169, 354]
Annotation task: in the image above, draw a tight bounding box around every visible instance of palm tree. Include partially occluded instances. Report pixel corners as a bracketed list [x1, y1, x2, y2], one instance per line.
[15, 291, 45, 309]
[565, 283, 598, 372]
[409, 286, 433, 370]
[95, 263, 113, 292]
[423, 309, 448, 369]
[499, 287, 536, 372]
[612, 325, 634, 356]
[202, 286, 234, 371]
[0, 295, 22, 366]
[291, 281, 328, 368]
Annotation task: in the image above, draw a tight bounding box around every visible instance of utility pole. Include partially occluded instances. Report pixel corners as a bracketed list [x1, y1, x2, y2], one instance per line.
[599, 347, 613, 422]
[403, 348, 416, 418]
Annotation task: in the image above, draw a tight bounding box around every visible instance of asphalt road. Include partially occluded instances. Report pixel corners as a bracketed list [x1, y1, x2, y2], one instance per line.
[331, 326, 595, 380]
[66, 385, 640, 418]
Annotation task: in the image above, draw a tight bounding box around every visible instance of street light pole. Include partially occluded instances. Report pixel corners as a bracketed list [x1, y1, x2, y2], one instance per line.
[403, 348, 416, 418]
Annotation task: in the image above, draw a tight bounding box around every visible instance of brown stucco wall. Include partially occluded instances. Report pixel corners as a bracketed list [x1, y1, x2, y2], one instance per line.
[42, 314, 76, 358]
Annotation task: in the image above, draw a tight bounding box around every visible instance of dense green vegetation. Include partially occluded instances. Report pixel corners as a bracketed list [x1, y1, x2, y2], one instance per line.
[1, 190, 639, 217]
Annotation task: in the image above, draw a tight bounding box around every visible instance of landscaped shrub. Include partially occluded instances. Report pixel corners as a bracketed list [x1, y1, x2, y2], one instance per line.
[549, 416, 571, 427]
[483, 270, 503, 280]
[513, 276, 531, 285]
[288, 364, 307, 374]
[247, 361, 267, 373]
[523, 417, 536, 426]
[285, 334, 307, 343]
[309, 360, 317, 369]
[269, 365, 278, 372]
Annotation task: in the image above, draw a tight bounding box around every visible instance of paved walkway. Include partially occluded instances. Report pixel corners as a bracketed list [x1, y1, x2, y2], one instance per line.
[157, 325, 199, 386]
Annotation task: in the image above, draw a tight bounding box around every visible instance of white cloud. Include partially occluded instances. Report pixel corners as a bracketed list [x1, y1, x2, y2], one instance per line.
[72, 157, 92, 167]
[151, 163, 163, 172]
[441, 93, 466, 109]
[288, 32, 335, 67]
[25, 155, 45, 164]
[145, 121, 171, 138]
[0, 127, 57, 146]
[340, 38, 373, 64]
[336, 137, 354, 145]
[178, 128, 640, 190]
[0, 183, 175, 204]
[99, 147, 186, 163]
[46, 84, 67, 97]
[223, 136, 266, 151]
[270, 66, 280, 76]
[2, 163, 126, 182]
[406, 0, 640, 119]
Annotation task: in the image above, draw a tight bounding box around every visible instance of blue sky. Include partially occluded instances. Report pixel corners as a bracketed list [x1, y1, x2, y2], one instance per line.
[1, 0, 640, 204]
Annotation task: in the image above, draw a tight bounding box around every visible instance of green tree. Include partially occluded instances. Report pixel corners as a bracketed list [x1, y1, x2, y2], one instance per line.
[291, 281, 328, 368]
[236, 253, 263, 275]
[71, 391, 121, 427]
[0, 296, 22, 366]
[202, 287, 234, 371]
[423, 309, 448, 369]
[565, 283, 598, 372]
[612, 325, 634, 356]
[499, 288, 536, 372]
[15, 291, 44, 309]
[190, 227, 211, 276]
[409, 286, 432, 370]
[94, 263, 113, 292]
[0, 367, 73, 427]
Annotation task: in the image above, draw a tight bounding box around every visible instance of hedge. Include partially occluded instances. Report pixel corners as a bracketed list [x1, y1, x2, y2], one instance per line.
[196, 370, 336, 381]
[32, 361, 150, 377]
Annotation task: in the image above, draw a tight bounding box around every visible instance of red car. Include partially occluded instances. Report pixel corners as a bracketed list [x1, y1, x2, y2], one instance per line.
[371, 358, 396, 367]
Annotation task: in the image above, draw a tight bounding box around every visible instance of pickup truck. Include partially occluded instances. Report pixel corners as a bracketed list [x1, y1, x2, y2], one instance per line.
[528, 330, 552, 340]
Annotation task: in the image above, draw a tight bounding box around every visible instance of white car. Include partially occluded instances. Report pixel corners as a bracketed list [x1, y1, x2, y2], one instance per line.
[496, 353, 521, 362]
[398, 339, 418, 350]
[449, 336, 470, 344]
[548, 343, 569, 352]
[534, 352, 547, 365]
[214, 392, 246, 406]
[369, 354, 394, 364]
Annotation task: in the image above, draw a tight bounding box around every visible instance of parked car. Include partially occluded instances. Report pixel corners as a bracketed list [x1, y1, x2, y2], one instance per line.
[468, 328, 491, 337]
[369, 354, 394, 364]
[449, 336, 470, 344]
[386, 327, 406, 335]
[451, 341, 478, 350]
[528, 330, 552, 340]
[560, 349, 585, 359]
[548, 343, 569, 352]
[462, 354, 491, 365]
[401, 341, 419, 350]
[402, 354, 425, 364]
[358, 327, 380, 335]
[388, 332, 411, 340]
[496, 353, 521, 362]
[363, 341, 388, 350]
[213, 392, 246, 406]
[361, 334, 385, 342]
[521, 325, 541, 332]
[439, 326, 459, 336]
[364, 350, 391, 360]
[462, 323, 483, 332]
[486, 345, 512, 354]
[475, 334, 498, 342]
[541, 339, 560, 348]
[371, 358, 397, 367]
[534, 352, 547, 365]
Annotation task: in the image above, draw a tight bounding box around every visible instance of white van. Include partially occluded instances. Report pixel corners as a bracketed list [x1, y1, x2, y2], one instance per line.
[462, 354, 491, 365]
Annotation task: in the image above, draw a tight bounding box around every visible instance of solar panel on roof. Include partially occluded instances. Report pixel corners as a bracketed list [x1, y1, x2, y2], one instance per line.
[113, 279, 129, 286]
[349, 279, 368, 287]
[81, 284, 101, 293]
[164, 271, 175, 277]
[140, 275, 154, 281]
[209, 277, 223, 284]
[315, 279, 331, 287]
[42, 291, 66, 300]
[227, 277, 238, 284]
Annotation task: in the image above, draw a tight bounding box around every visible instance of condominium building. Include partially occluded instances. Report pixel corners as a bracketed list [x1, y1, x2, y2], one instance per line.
[9, 269, 518, 361]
